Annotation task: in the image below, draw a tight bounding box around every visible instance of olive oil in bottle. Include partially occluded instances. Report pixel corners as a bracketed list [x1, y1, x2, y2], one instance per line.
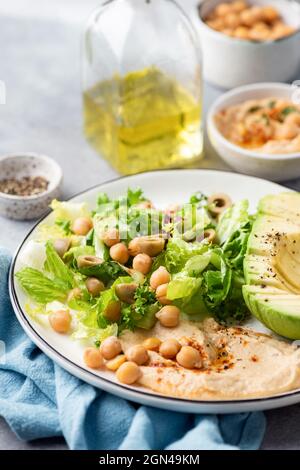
[83, 67, 203, 175]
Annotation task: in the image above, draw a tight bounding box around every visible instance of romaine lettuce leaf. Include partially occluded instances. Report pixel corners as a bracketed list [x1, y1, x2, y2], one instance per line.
[55, 219, 72, 235]
[63, 245, 95, 265]
[37, 223, 68, 241]
[184, 253, 212, 276]
[165, 238, 208, 273]
[222, 220, 252, 273]
[217, 200, 249, 245]
[50, 199, 90, 222]
[16, 268, 68, 303]
[167, 276, 202, 300]
[72, 322, 118, 345]
[44, 241, 74, 289]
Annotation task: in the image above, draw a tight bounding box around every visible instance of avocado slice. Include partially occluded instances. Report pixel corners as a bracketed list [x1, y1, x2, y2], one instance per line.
[243, 193, 300, 339]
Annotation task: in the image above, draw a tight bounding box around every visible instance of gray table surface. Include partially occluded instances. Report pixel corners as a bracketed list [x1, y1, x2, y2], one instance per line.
[1, 0, 300, 450]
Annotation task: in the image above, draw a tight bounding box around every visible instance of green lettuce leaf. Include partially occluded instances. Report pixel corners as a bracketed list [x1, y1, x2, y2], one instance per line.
[44, 241, 74, 289]
[217, 200, 249, 245]
[78, 260, 128, 285]
[63, 245, 95, 266]
[167, 276, 202, 300]
[222, 220, 252, 274]
[50, 199, 90, 222]
[55, 219, 72, 235]
[127, 187, 145, 206]
[16, 268, 68, 303]
[165, 238, 208, 273]
[72, 322, 118, 345]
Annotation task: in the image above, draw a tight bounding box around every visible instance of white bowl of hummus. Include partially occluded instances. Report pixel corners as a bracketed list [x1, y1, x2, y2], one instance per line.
[193, 0, 300, 88]
[207, 82, 300, 181]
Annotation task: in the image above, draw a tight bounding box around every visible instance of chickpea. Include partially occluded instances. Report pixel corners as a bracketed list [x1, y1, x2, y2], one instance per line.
[83, 347, 104, 369]
[72, 217, 93, 236]
[285, 113, 300, 127]
[142, 337, 162, 352]
[86, 277, 105, 296]
[215, 3, 232, 17]
[102, 228, 120, 247]
[150, 267, 171, 290]
[49, 309, 72, 334]
[125, 344, 149, 365]
[67, 287, 82, 302]
[110, 243, 129, 265]
[53, 238, 70, 258]
[176, 346, 203, 369]
[156, 283, 172, 305]
[222, 28, 235, 37]
[240, 8, 257, 27]
[103, 300, 121, 322]
[132, 253, 152, 275]
[271, 24, 295, 39]
[231, 1, 247, 13]
[116, 361, 141, 385]
[275, 123, 298, 140]
[224, 13, 240, 29]
[207, 18, 225, 31]
[156, 305, 180, 328]
[262, 6, 279, 23]
[233, 26, 249, 39]
[253, 21, 269, 32]
[136, 200, 153, 209]
[250, 6, 264, 23]
[249, 27, 270, 41]
[106, 354, 126, 371]
[100, 336, 122, 360]
[159, 339, 181, 359]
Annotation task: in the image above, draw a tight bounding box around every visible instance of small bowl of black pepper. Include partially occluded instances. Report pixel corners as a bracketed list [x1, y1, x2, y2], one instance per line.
[0, 153, 63, 220]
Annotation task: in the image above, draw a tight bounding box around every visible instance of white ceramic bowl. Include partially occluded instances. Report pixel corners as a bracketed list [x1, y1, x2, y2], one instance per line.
[193, 0, 300, 88]
[207, 82, 300, 181]
[0, 153, 63, 220]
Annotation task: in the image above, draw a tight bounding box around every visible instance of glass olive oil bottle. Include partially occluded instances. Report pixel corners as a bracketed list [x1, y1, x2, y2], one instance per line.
[82, 0, 203, 175]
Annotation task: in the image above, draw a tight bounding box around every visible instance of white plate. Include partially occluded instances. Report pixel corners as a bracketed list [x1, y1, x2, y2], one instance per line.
[9, 169, 300, 414]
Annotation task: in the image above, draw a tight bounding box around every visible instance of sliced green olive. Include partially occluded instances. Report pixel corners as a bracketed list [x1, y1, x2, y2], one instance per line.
[115, 283, 137, 304]
[207, 193, 232, 217]
[103, 300, 121, 322]
[77, 255, 103, 268]
[53, 238, 71, 258]
[128, 235, 165, 257]
[203, 229, 216, 243]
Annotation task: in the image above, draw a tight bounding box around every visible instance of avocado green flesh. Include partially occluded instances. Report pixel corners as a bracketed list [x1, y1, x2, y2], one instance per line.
[259, 193, 300, 221]
[243, 285, 300, 339]
[243, 192, 300, 339]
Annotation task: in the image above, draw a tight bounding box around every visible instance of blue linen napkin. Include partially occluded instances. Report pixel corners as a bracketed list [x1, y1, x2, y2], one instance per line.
[0, 247, 266, 450]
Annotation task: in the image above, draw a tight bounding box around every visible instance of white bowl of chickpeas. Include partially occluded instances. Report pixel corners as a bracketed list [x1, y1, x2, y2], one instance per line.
[207, 82, 300, 181]
[194, 0, 300, 88]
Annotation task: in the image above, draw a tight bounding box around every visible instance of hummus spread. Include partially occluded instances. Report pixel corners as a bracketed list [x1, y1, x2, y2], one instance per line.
[215, 97, 300, 154]
[120, 318, 300, 400]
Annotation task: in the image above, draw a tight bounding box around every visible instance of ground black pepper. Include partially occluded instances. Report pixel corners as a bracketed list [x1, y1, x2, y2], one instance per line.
[0, 176, 49, 196]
